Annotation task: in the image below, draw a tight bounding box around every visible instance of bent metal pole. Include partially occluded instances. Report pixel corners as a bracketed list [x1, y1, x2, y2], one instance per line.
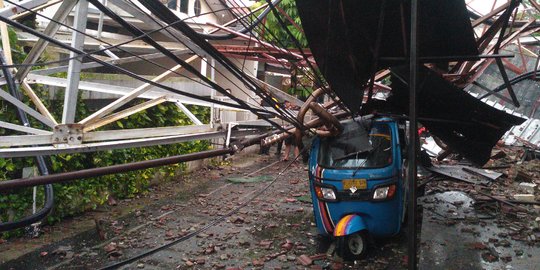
[0, 148, 233, 191]
[408, 0, 419, 269]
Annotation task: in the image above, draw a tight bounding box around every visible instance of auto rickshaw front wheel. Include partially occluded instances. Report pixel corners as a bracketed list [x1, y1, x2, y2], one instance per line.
[338, 231, 367, 260]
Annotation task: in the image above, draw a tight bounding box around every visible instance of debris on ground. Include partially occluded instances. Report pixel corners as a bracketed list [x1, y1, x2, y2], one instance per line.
[5, 144, 539, 269]
[421, 142, 540, 268]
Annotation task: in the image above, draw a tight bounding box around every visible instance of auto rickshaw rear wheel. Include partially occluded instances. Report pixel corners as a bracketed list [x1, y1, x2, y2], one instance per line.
[340, 231, 367, 260]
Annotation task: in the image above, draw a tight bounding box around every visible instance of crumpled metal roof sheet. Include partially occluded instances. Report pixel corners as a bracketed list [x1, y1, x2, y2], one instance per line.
[296, 0, 479, 113]
[465, 91, 540, 148]
[388, 65, 526, 165]
[503, 118, 540, 147]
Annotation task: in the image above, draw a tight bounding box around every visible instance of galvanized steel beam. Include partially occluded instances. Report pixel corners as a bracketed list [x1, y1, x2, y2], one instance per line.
[0, 120, 52, 135]
[0, 0, 48, 18]
[26, 73, 240, 110]
[79, 55, 199, 125]
[0, 131, 225, 158]
[62, 0, 88, 124]
[14, 0, 79, 81]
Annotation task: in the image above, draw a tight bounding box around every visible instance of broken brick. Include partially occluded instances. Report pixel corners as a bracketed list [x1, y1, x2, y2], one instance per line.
[259, 240, 273, 249]
[252, 259, 265, 267]
[513, 194, 535, 202]
[297, 254, 312, 266]
[310, 254, 327, 261]
[103, 242, 117, 253]
[468, 242, 488, 250]
[481, 252, 498, 262]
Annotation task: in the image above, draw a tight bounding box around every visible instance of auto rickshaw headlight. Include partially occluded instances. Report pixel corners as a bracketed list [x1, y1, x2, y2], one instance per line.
[315, 185, 337, 200]
[321, 187, 337, 200]
[373, 184, 396, 200]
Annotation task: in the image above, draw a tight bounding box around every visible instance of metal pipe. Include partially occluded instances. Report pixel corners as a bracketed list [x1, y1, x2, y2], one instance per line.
[210, 58, 216, 128]
[294, 88, 327, 143]
[0, 148, 233, 191]
[408, 0, 419, 269]
[97, 0, 106, 39]
[261, 111, 349, 146]
[307, 102, 343, 134]
[0, 50, 54, 232]
[198, 0, 282, 40]
[296, 88, 325, 126]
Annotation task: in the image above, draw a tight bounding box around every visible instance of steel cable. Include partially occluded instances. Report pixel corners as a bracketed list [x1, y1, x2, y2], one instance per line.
[2, 0, 290, 126]
[0, 15, 285, 119]
[0, 51, 54, 232]
[135, 0, 303, 128]
[124, 0, 282, 115]
[90, 0, 296, 130]
[219, 0, 327, 96]
[217, 0, 347, 115]
[2, 0, 296, 123]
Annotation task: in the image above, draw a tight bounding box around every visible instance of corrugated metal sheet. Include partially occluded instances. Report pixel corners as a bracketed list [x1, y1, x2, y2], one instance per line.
[503, 118, 540, 147]
[466, 91, 540, 148]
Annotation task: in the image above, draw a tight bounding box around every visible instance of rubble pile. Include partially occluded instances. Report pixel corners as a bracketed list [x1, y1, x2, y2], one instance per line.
[424, 143, 540, 265]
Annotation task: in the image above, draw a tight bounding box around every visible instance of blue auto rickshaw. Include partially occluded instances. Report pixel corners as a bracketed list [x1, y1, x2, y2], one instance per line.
[308, 116, 408, 259]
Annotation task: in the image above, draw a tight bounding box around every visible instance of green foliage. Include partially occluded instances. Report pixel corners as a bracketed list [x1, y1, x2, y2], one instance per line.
[0, 23, 211, 238]
[0, 27, 26, 64]
[287, 86, 312, 99]
[0, 99, 211, 237]
[0, 57, 210, 239]
[256, 0, 308, 48]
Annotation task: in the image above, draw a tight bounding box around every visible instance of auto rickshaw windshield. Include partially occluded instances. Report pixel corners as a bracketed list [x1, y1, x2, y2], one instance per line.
[318, 120, 393, 169]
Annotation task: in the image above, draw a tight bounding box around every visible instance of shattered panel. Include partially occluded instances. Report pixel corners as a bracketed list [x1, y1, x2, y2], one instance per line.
[427, 165, 501, 186]
[296, 0, 479, 113]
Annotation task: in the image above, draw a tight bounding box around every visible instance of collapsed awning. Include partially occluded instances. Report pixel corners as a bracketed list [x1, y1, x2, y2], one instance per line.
[296, 0, 524, 165]
[388, 66, 525, 165]
[296, 0, 479, 113]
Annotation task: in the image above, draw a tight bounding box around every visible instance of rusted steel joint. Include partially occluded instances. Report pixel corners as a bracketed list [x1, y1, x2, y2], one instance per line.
[262, 131, 291, 146]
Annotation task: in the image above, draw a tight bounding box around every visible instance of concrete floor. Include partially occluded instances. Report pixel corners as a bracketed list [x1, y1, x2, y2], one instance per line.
[1, 151, 538, 269]
[419, 191, 539, 270]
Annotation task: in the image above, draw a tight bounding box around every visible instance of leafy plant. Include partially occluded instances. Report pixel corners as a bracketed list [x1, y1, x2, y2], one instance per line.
[0, 24, 212, 237]
[255, 0, 308, 48]
[1, 99, 211, 237]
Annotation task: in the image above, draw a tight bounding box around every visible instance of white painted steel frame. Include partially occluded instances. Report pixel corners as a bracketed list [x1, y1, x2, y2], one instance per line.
[62, 0, 88, 124]
[26, 73, 244, 110]
[14, 0, 79, 81]
[29, 49, 190, 76]
[0, 120, 52, 135]
[0, 131, 226, 158]
[0, 0, 280, 158]
[0, 86, 56, 127]
[79, 55, 200, 125]
[0, 0, 48, 18]
[0, 124, 213, 147]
